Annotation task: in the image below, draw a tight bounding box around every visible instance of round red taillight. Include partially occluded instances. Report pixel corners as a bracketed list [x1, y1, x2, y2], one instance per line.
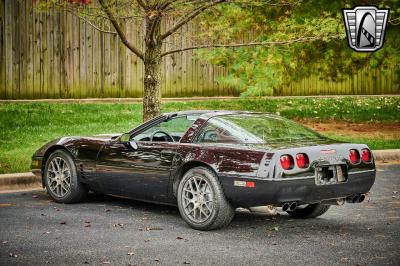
[349, 149, 360, 164]
[280, 155, 294, 170]
[361, 148, 371, 162]
[296, 153, 309, 168]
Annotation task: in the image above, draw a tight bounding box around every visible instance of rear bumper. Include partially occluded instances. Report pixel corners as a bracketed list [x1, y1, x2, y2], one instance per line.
[219, 169, 376, 208]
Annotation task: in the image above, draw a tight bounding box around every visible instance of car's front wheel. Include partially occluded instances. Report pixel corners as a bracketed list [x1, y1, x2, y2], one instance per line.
[286, 203, 330, 219]
[177, 167, 234, 230]
[44, 149, 88, 203]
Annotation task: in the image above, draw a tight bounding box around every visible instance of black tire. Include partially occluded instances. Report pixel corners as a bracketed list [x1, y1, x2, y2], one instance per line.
[177, 167, 234, 230]
[44, 149, 88, 203]
[287, 203, 330, 219]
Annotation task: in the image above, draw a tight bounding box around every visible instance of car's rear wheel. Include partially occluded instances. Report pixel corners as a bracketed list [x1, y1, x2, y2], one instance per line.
[44, 150, 88, 203]
[286, 203, 330, 219]
[177, 167, 234, 230]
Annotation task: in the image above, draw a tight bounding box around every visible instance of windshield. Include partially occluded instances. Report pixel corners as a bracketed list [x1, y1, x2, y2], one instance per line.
[196, 114, 325, 144]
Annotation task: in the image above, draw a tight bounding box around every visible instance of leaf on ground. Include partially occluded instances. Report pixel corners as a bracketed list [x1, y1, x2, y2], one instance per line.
[176, 236, 184, 240]
[84, 224, 91, 228]
[140, 227, 163, 231]
[113, 223, 124, 228]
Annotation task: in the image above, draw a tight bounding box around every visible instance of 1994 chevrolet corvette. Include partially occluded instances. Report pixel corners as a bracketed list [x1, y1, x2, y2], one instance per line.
[31, 110, 376, 230]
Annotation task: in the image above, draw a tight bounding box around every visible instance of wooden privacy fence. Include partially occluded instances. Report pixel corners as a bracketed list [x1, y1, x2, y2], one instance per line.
[0, 0, 399, 100]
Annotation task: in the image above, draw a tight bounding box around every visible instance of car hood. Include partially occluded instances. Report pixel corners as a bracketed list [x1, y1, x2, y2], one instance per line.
[92, 133, 123, 140]
[33, 133, 124, 157]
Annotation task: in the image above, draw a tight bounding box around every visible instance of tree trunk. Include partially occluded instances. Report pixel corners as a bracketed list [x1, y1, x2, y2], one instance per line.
[143, 16, 162, 122]
[143, 46, 162, 122]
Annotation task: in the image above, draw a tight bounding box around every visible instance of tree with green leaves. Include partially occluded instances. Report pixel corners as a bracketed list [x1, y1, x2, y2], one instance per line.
[197, 0, 400, 96]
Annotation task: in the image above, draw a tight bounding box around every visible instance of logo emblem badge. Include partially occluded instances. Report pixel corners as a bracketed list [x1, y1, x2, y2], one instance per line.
[342, 6, 389, 52]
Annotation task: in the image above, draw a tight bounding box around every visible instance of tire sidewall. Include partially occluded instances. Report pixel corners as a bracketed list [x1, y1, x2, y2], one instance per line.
[177, 167, 222, 230]
[44, 150, 78, 203]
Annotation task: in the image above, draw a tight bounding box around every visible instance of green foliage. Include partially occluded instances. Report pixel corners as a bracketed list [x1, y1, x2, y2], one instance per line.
[197, 0, 400, 96]
[163, 96, 400, 122]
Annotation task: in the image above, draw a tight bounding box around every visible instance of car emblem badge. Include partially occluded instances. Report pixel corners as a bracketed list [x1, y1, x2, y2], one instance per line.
[342, 6, 389, 52]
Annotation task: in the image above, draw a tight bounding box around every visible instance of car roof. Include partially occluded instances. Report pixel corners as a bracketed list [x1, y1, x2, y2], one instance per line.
[163, 110, 275, 119]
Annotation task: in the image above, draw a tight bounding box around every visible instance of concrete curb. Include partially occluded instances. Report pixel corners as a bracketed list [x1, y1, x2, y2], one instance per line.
[373, 149, 400, 162]
[0, 172, 41, 192]
[0, 149, 398, 192]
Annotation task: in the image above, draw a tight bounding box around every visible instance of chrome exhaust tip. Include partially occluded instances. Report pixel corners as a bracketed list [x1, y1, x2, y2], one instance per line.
[282, 203, 290, 212]
[346, 195, 359, 203]
[352, 195, 360, 203]
[289, 202, 297, 211]
[358, 194, 366, 203]
[346, 194, 365, 203]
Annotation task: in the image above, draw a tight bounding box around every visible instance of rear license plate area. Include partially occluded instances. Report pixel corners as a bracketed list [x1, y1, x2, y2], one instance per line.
[315, 165, 348, 185]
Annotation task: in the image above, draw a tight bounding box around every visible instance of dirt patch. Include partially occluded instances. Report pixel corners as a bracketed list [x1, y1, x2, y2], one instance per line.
[298, 121, 400, 139]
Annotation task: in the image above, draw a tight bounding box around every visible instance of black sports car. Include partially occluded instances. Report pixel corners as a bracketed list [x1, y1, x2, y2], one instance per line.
[31, 110, 376, 230]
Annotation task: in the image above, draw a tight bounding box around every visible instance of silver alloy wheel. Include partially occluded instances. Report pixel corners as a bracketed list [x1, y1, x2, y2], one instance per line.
[47, 157, 71, 197]
[181, 175, 214, 223]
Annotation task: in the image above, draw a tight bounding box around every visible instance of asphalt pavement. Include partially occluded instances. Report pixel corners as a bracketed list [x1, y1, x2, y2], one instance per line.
[0, 164, 399, 266]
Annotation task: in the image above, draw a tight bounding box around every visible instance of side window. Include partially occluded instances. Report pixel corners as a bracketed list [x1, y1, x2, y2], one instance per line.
[196, 122, 239, 143]
[132, 116, 197, 142]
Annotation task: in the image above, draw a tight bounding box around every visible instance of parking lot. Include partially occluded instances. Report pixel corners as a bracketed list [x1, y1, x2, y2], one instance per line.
[0, 164, 399, 265]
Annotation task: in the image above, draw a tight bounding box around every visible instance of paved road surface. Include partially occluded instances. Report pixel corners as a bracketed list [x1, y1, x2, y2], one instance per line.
[0, 165, 399, 265]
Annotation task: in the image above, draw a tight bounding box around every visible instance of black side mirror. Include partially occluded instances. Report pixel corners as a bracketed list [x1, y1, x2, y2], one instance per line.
[119, 133, 138, 150]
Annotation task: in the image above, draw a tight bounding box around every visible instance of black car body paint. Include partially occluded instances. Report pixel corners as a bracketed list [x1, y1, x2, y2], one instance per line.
[31, 111, 376, 207]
